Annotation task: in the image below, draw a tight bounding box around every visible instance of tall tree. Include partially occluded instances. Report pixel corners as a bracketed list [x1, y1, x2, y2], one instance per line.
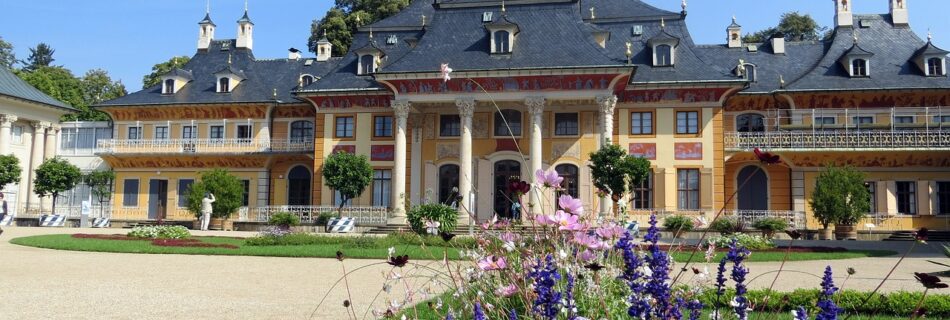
[308, 0, 410, 56]
[33, 157, 82, 215]
[68, 69, 126, 121]
[24, 43, 55, 71]
[0, 36, 15, 69]
[742, 12, 827, 43]
[16, 66, 84, 108]
[142, 56, 190, 89]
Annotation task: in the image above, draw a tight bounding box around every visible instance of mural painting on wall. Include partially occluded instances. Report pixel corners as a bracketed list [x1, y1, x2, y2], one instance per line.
[387, 74, 620, 94]
[727, 152, 950, 168]
[674, 143, 703, 160]
[274, 105, 316, 118]
[724, 95, 783, 112]
[371, 145, 395, 161]
[628, 143, 657, 160]
[618, 87, 731, 104]
[332, 145, 356, 154]
[307, 94, 393, 109]
[792, 91, 950, 109]
[104, 106, 267, 121]
[106, 157, 267, 168]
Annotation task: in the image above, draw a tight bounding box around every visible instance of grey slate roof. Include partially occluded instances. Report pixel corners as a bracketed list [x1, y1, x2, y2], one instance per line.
[695, 41, 826, 93]
[237, 10, 253, 24]
[98, 40, 341, 106]
[299, 30, 424, 92]
[199, 13, 215, 26]
[365, 0, 434, 30]
[580, 0, 679, 21]
[0, 66, 74, 110]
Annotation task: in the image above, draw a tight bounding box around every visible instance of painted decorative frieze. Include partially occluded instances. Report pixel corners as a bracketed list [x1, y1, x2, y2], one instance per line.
[675, 142, 703, 160]
[437, 143, 459, 159]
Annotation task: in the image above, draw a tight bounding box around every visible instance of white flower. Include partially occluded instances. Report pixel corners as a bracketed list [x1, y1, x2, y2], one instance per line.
[558, 249, 568, 259]
[388, 247, 396, 258]
[440, 63, 453, 82]
[709, 310, 723, 320]
[383, 284, 392, 293]
[502, 241, 517, 252]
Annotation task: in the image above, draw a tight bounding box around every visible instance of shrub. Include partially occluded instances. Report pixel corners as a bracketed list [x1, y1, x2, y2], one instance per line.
[662, 215, 694, 232]
[128, 225, 191, 239]
[315, 211, 338, 226]
[810, 165, 870, 229]
[186, 169, 244, 219]
[407, 203, 458, 235]
[704, 233, 775, 250]
[710, 217, 743, 235]
[268, 212, 300, 229]
[752, 218, 788, 238]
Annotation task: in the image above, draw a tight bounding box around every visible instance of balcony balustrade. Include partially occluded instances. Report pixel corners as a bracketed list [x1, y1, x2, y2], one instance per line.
[726, 130, 950, 151]
[96, 138, 314, 155]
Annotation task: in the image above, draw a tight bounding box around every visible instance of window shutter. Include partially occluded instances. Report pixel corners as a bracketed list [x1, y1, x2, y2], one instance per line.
[885, 181, 898, 215]
[700, 168, 713, 210]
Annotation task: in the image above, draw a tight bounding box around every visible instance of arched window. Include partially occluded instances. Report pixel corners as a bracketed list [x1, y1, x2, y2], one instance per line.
[744, 64, 757, 82]
[494, 109, 522, 136]
[736, 113, 765, 132]
[359, 55, 375, 75]
[163, 79, 175, 94]
[555, 164, 579, 199]
[851, 59, 868, 77]
[218, 77, 230, 93]
[438, 164, 460, 205]
[301, 75, 315, 86]
[737, 165, 768, 211]
[655, 44, 672, 66]
[928, 57, 944, 76]
[287, 166, 311, 206]
[290, 121, 314, 143]
[494, 30, 510, 53]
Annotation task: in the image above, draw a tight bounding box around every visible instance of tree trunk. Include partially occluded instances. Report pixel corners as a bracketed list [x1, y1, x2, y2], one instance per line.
[51, 193, 57, 215]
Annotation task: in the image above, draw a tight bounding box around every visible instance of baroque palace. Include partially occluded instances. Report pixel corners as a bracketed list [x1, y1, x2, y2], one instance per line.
[89, 0, 949, 231]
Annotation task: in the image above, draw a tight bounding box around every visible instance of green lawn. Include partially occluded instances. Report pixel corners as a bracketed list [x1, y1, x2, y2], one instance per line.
[10, 234, 896, 262]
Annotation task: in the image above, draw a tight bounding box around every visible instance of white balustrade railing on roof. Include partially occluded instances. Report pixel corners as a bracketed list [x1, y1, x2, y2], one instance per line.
[726, 130, 950, 151]
[96, 139, 314, 154]
[250, 206, 389, 226]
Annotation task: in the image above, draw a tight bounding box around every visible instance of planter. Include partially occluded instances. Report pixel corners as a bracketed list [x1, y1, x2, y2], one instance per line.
[671, 229, 687, 239]
[210, 218, 225, 231]
[760, 230, 776, 239]
[818, 228, 834, 240]
[834, 224, 858, 240]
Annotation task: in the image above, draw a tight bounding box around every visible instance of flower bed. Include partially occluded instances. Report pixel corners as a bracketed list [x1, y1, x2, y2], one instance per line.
[127, 225, 191, 239]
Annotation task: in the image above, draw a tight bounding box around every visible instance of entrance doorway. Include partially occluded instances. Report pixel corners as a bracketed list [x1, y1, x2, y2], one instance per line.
[148, 179, 168, 220]
[493, 160, 521, 219]
[737, 166, 768, 211]
[287, 166, 311, 205]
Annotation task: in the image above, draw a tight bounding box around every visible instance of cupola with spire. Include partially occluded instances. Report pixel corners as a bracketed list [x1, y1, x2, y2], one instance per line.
[236, 1, 254, 50]
[316, 30, 333, 62]
[727, 16, 742, 48]
[197, 4, 216, 51]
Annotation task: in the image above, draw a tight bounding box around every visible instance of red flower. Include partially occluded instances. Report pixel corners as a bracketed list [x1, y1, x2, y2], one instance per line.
[507, 179, 530, 195]
[387, 255, 409, 267]
[753, 148, 781, 165]
[915, 228, 929, 242]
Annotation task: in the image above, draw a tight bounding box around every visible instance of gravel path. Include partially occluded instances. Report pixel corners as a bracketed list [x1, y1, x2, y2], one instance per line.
[1, 227, 947, 319]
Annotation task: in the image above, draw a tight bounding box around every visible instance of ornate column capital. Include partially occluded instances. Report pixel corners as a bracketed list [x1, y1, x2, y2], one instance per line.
[47, 124, 61, 134]
[525, 96, 546, 115]
[392, 100, 411, 119]
[455, 97, 475, 118]
[0, 114, 18, 126]
[32, 121, 51, 132]
[596, 95, 618, 114]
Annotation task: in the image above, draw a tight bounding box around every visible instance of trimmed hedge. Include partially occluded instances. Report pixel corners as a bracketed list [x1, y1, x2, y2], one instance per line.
[698, 288, 950, 317]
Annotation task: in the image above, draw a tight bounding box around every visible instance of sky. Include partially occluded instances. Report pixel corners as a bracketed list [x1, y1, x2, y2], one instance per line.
[1, 0, 948, 89]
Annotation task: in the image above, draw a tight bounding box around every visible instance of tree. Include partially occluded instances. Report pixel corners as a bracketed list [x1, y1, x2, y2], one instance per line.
[322, 151, 373, 213]
[0, 155, 21, 192]
[67, 69, 126, 121]
[308, 0, 410, 56]
[809, 165, 870, 231]
[186, 169, 244, 219]
[588, 144, 651, 216]
[142, 56, 190, 89]
[0, 36, 15, 69]
[33, 157, 82, 214]
[83, 169, 115, 217]
[742, 12, 827, 43]
[16, 66, 83, 109]
[24, 43, 55, 71]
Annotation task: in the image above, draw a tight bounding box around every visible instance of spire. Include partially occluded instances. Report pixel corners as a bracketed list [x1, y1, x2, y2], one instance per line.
[661, 17, 665, 29]
[928, 29, 933, 42]
[501, 0, 506, 14]
[681, 0, 687, 12]
[237, 0, 253, 24]
[589, 7, 595, 19]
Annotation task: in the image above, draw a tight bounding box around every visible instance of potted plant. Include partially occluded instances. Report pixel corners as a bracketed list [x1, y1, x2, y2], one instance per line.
[710, 217, 742, 236]
[662, 215, 694, 239]
[752, 218, 788, 239]
[268, 212, 300, 231]
[809, 165, 870, 240]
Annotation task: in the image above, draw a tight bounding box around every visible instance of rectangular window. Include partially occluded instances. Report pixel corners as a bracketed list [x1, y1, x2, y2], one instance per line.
[895, 116, 915, 124]
[676, 111, 699, 134]
[632, 172, 654, 209]
[440, 115, 461, 137]
[154, 126, 169, 140]
[938, 182, 950, 215]
[852, 116, 873, 125]
[554, 113, 579, 136]
[934, 115, 950, 123]
[177, 179, 193, 207]
[123, 179, 139, 207]
[896, 181, 917, 215]
[677, 169, 700, 210]
[372, 169, 392, 207]
[867, 182, 877, 213]
[209, 125, 224, 140]
[241, 180, 250, 206]
[12, 125, 22, 144]
[631, 112, 653, 135]
[236, 124, 252, 142]
[374, 116, 393, 137]
[128, 127, 142, 140]
[182, 126, 197, 139]
[815, 117, 836, 125]
[335, 116, 354, 138]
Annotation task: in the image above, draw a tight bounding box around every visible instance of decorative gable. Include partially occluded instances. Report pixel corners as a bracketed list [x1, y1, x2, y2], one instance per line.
[213, 66, 246, 93]
[161, 69, 193, 95]
[913, 38, 949, 77]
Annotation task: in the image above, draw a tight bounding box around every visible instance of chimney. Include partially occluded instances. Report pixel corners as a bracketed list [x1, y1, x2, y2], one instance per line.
[890, 0, 909, 25]
[288, 48, 301, 60]
[834, 0, 853, 27]
[771, 33, 786, 55]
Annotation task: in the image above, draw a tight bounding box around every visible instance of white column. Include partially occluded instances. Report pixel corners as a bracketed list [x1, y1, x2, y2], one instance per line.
[390, 100, 411, 224]
[409, 114, 424, 205]
[456, 97, 476, 225]
[526, 96, 545, 216]
[596, 95, 617, 216]
[28, 121, 49, 212]
[44, 125, 59, 159]
[0, 114, 17, 155]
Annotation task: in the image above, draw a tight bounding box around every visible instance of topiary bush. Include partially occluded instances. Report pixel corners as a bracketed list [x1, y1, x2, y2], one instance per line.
[752, 217, 789, 239]
[268, 212, 300, 230]
[407, 203, 458, 235]
[128, 225, 191, 239]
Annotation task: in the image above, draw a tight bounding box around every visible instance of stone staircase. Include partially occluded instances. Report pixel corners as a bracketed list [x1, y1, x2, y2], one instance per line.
[883, 230, 950, 242]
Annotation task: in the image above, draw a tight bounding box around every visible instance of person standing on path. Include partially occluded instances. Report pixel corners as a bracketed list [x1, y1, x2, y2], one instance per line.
[0, 193, 7, 236]
[200, 192, 215, 231]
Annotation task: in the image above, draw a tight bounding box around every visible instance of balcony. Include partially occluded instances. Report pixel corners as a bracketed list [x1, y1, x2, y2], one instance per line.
[726, 130, 950, 151]
[96, 138, 314, 155]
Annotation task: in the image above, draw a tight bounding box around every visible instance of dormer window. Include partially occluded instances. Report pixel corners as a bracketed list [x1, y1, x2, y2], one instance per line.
[160, 68, 192, 95]
[648, 27, 680, 67]
[359, 54, 376, 75]
[218, 77, 231, 93]
[840, 40, 873, 78]
[354, 41, 385, 75]
[213, 65, 245, 93]
[301, 75, 315, 86]
[163, 79, 175, 94]
[486, 12, 519, 54]
[655, 44, 673, 66]
[851, 59, 869, 77]
[927, 57, 945, 76]
[743, 64, 757, 82]
[913, 39, 949, 76]
[494, 30, 511, 53]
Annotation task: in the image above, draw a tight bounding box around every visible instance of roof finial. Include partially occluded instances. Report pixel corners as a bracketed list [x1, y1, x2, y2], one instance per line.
[323, 29, 327, 38]
[355, 15, 361, 27]
[682, 0, 687, 12]
[206, 0, 210, 14]
[589, 7, 595, 19]
[661, 17, 666, 29]
[625, 42, 632, 64]
[272, 88, 277, 99]
[779, 75, 786, 89]
[244, 0, 248, 12]
[853, 29, 859, 44]
[928, 28, 933, 42]
[422, 14, 426, 26]
[732, 15, 737, 24]
[501, 0, 506, 14]
[369, 27, 373, 39]
[227, 53, 232, 65]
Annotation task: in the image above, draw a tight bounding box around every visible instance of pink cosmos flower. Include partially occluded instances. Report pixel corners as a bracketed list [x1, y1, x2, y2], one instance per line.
[573, 232, 607, 250]
[579, 249, 598, 262]
[477, 255, 508, 271]
[595, 223, 626, 240]
[425, 220, 441, 235]
[554, 210, 584, 231]
[440, 63, 453, 82]
[535, 214, 556, 226]
[534, 169, 564, 189]
[495, 284, 519, 297]
[558, 194, 584, 216]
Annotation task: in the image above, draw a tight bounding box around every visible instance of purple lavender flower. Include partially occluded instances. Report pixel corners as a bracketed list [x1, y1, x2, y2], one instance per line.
[644, 214, 672, 319]
[508, 309, 518, 320]
[792, 306, 808, 320]
[670, 297, 685, 320]
[727, 239, 751, 320]
[529, 255, 562, 320]
[564, 273, 577, 320]
[474, 302, 486, 320]
[816, 266, 841, 320]
[686, 299, 703, 320]
[714, 256, 728, 312]
[445, 313, 454, 320]
[615, 230, 649, 318]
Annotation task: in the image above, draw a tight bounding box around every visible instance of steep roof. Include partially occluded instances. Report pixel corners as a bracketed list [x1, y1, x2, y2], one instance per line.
[298, 30, 424, 93]
[0, 66, 75, 110]
[365, 0, 434, 30]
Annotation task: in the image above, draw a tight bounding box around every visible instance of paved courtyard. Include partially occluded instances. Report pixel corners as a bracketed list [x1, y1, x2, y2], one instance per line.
[0, 227, 947, 319]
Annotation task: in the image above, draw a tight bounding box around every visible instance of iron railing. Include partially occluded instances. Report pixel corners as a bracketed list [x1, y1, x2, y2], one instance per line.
[625, 209, 807, 230]
[250, 206, 389, 226]
[725, 130, 950, 151]
[96, 138, 314, 154]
